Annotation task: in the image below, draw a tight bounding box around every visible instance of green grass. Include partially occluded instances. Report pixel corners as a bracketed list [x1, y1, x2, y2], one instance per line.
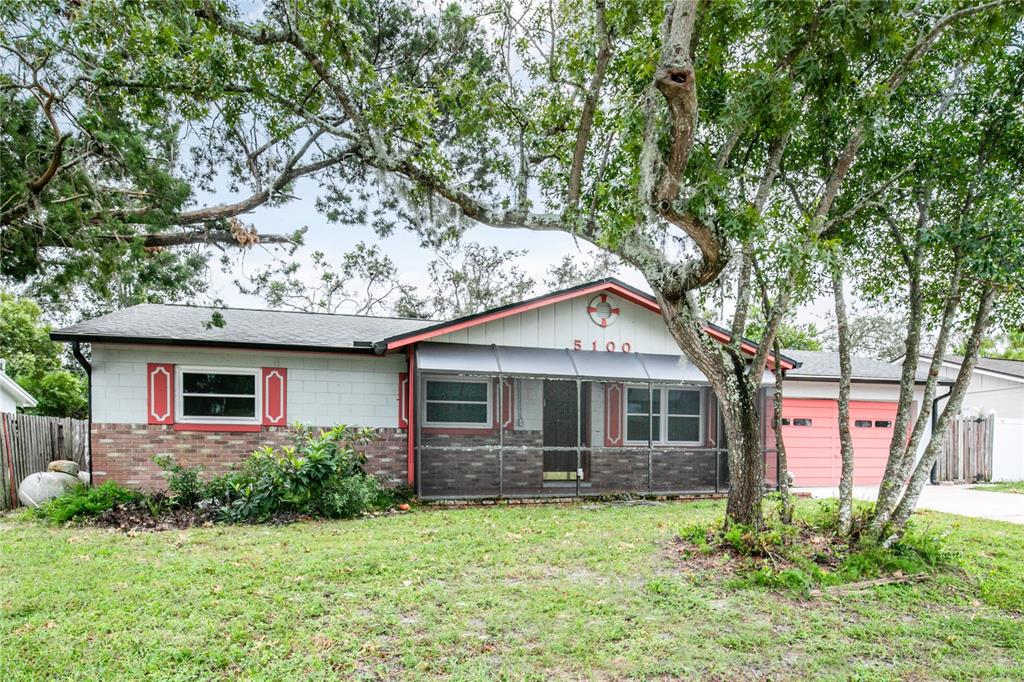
[973, 481, 1024, 494]
[1, 501, 1022, 680]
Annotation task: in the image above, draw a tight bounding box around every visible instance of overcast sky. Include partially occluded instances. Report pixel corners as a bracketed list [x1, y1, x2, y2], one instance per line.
[198, 170, 847, 332]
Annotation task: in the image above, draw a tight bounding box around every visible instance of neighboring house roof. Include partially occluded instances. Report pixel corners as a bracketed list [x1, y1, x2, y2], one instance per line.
[891, 353, 1024, 385]
[785, 350, 940, 384]
[0, 367, 38, 408]
[48, 278, 799, 369]
[50, 304, 433, 353]
[939, 354, 1024, 383]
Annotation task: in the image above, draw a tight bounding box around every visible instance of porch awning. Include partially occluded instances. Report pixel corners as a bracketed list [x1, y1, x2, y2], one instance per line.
[416, 342, 714, 383]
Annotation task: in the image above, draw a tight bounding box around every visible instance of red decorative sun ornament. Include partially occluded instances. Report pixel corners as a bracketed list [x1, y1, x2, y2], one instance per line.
[587, 294, 620, 327]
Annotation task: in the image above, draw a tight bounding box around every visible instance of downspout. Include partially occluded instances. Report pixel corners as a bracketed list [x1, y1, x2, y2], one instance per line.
[929, 385, 954, 485]
[71, 342, 93, 486]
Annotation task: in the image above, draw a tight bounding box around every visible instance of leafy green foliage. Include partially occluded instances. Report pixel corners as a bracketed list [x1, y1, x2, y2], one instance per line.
[961, 329, 1024, 362]
[0, 294, 59, 379]
[153, 454, 205, 509]
[679, 500, 954, 595]
[0, 294, 86, 417]
[154, 424, 398, 523]
[744, 306, 823, 351]
[16, 370, 87, 419]
[28, 482, 139, 524]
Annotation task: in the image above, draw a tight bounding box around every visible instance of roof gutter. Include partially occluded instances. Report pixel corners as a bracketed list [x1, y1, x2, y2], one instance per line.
[50, 333, 379, 355]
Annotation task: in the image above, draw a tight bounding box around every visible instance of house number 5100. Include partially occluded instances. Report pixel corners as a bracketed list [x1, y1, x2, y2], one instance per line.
[573, 339, 633, 352]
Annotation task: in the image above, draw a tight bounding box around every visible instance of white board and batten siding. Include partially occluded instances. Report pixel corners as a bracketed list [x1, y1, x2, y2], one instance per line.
[90, 343, 406, 427]
[431, 296, 682, 355]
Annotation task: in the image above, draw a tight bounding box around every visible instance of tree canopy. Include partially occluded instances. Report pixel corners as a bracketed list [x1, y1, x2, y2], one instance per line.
[4, 0, 1022, 527]
[0, 294, 87, 418]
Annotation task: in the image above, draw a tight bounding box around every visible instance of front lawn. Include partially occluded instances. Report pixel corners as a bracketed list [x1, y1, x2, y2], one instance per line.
[973, 481, 1024, 494]
[1, 501, 1022, 680]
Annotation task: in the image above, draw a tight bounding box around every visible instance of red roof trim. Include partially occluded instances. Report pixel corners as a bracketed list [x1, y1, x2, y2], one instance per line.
[385, 282, 658, 350]
[383, 280, 796, 371]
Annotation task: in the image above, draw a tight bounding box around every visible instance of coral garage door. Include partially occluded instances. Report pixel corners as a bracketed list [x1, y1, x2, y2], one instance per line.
[781, 398, 897, 486]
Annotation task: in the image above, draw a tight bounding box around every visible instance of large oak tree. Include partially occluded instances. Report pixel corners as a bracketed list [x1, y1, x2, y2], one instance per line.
[4, 0, 1021, 526]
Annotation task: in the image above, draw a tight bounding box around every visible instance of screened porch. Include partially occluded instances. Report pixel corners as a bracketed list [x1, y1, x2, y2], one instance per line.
[411, 343, 779, 499]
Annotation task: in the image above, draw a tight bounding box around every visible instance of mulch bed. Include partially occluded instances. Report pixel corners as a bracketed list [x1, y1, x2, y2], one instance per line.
[668, 524, 846, 580]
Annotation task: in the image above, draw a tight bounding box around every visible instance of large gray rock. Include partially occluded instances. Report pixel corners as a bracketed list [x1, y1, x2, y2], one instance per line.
[47, 460, 80, 476]
[18, 472, 80, 507]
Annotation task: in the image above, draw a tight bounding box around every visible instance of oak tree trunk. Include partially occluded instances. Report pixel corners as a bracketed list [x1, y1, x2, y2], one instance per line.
[720, 377, 766, 528]
[831, 262, 855, 534]
[884, 285, 996, 538]
[772, 339, 793, 524]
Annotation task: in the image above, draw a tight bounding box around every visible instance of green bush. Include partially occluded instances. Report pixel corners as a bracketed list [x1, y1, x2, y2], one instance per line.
[29, 482, 138, 524]
[155, 424, 399, 523]
[153, 454, 205, 508]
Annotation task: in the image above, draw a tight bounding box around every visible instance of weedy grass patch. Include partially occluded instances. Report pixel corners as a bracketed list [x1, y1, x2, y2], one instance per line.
[973, 481, 1024, 494]
[1, 499, 1021, 680]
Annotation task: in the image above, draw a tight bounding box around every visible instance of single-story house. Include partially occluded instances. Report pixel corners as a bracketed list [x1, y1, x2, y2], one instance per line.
[0, 360, 38, 413]
[906, 354, 1024, 482]
[50, 278, 934, 498]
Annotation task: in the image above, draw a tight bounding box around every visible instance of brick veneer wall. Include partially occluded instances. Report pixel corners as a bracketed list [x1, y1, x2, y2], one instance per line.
[91, 424, 408, 490]
[419, 431, 544, 497]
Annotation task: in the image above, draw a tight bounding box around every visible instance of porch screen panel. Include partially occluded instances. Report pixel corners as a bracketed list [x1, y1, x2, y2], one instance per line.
[502, 378, 577, 497]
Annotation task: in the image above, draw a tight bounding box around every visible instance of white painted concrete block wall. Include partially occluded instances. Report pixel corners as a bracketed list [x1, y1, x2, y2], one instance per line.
[91, 343, 406, 427]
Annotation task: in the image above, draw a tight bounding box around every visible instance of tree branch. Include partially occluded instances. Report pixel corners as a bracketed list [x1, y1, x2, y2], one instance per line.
[567, 0, 612, 207]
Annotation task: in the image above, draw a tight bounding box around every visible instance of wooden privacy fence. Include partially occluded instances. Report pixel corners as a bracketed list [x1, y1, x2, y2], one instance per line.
[1, 413, 89, 510]
[934, 413, 994, 483]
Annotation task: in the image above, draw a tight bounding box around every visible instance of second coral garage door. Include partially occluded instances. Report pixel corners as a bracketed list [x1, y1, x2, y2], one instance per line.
[781, 398, 897, 486]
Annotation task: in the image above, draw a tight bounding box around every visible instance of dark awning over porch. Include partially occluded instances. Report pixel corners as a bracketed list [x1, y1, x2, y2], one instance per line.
[415, 342, 767, 383]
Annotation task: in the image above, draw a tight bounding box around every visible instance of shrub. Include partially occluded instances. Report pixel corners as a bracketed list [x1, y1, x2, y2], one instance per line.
[153, 454, 205, 508]
[155, 423, 396, 523]
[30, 482, 138, 524]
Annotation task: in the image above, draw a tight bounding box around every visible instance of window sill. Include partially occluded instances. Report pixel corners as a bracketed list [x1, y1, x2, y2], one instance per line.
[173, 423, 263, 432]
[623, 442, 705, 448]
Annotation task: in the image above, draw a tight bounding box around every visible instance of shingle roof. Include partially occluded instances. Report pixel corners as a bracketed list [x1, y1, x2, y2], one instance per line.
[944, 355, 1024, 380]
[50, 304, 434, 352]
[785, 350, 932, 383]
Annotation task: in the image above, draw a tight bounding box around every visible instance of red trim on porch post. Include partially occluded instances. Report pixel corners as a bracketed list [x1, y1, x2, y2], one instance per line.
[604, 383, 622, 446]
[398, 372, 409, 429]
[406, 348, 415, 486]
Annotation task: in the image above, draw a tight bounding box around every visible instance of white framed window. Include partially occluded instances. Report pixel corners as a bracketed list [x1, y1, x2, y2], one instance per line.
[175, 366, 261, 424]
[624, 386, 703, 445]
[423, 377, 492, 428]
[626, 386, 660, 443]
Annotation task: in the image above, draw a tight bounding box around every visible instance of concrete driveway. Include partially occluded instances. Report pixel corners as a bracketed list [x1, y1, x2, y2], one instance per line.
[796, 484, 1024, 525]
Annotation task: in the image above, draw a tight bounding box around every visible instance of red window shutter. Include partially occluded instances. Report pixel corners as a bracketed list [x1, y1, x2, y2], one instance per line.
[147, 363, 174, 425]
[398, 372, 409, 429]
[604, 383, 623, 446]
[501, 378, 514, 432]
[262, 368, 287, 426]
